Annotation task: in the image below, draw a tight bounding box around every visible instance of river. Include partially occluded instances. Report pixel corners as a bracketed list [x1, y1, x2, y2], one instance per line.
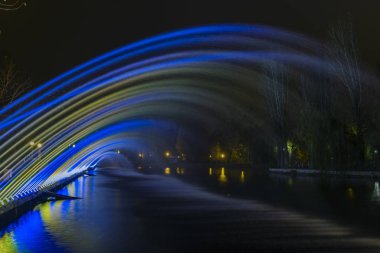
[2, 165, 380, 252]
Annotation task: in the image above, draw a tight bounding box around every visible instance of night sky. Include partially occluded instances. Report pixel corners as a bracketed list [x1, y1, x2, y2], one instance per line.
[0, 0, 379, 85]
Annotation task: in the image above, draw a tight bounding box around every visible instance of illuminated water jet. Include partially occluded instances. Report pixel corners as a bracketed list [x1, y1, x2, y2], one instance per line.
[0, 24, 372, 206]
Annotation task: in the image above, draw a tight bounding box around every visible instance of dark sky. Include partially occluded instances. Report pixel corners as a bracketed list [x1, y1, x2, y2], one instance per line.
[0, 0, 379, 84]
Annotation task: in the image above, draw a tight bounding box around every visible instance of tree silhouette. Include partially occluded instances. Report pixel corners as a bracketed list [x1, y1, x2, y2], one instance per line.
[0, 57, 29, 109]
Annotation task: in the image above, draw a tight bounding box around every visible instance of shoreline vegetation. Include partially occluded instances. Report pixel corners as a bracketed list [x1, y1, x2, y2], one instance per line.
[269, 168, 380, 178]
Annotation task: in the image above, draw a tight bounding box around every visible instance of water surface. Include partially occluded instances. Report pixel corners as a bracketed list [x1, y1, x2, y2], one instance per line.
[2, 165, 380, 253]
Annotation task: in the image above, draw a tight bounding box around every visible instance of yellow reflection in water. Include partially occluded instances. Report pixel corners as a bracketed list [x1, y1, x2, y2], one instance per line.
[346, 187, 354, 199]
[67, 180, 77, 197]
[38, 199, 99, 253]
[219, 167, 227, 183]
[175, 167, 185, 174]
[39, 200, 65, 231]
[39, 202, 54, 222]
[240, 170, 245, 183]
[164, 167, 171, 175]
[0, 232, 18, 253]
[287, 177, 293, 186]
[209, 168, 213, 176]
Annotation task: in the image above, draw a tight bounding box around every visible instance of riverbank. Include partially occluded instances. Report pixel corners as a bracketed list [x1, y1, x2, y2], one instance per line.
[0, 170, 86, 228]
[269, 168, 380, 178]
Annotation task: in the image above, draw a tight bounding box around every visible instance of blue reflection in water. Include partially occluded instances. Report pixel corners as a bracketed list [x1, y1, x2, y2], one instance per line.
[0, 171, 140, 253]
[0, 201, 69, 253]
[0, 179, 90, 252]
[3, 167, 380, 253]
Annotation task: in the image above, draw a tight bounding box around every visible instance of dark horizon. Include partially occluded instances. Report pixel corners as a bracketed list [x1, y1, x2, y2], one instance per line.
[0, 0, 380, 85]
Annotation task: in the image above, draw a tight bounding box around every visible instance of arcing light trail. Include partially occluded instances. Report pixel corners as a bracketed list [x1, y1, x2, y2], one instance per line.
[0, 24, 363, 205]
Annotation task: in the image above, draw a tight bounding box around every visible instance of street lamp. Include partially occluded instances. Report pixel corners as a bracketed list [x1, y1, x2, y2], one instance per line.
[36, 142, 43, 160]
[165, 151, 170, 158]
[28, 141, 42, 160]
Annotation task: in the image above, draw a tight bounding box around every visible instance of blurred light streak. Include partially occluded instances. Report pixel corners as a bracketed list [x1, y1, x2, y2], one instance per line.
[0, 24, 356, 205]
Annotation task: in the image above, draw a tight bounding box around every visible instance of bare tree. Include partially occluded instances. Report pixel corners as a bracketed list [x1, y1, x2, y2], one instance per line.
[329, 21, 362, 124]
[263, 63, 288, 167]
[297, 72, 337, 170]
[329, 20, 366, 169]
[0, 57, 29, 108]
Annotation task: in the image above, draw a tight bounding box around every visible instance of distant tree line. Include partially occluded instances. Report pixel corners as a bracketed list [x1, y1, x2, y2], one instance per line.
[173, 21, 380, 171]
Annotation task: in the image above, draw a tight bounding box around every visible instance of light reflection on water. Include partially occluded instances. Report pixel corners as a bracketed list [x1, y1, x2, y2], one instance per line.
[0, 176, 99, 253]
[159, 166, 380, 221]
[346, 187, 355, 199]
[372, 181, 380, 203]
[0, 165, 252, 253]
[219, 167, 227, 184]
[205, 167, 247, 184]
[0, 172, 140, 253]
[0, 232, 17, 253]
[3, 166, 380, 252]
[240, 170, 245, 183]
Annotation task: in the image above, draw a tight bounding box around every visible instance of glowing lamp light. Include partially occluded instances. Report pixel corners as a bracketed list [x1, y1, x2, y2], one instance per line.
[219, 167, 227, 183]
[37, 143, 43, 148]
[220, 153, 225, 159]
[72, 144, 76, 148]
[240, 170, 245, 183]
[29, 141, 35, 146]
[165, 151, 170, 157]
